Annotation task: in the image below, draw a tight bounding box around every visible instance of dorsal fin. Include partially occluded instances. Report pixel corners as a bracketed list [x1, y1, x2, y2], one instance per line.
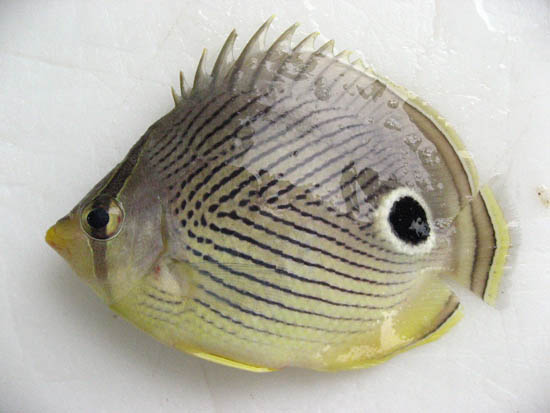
[171, 18, 380, 100]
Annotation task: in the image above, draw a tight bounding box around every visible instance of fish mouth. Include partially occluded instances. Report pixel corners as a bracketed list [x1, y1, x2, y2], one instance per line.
[46, 215, 75, 258]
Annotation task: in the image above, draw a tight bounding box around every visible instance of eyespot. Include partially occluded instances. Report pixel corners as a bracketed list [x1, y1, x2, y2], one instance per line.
[374, 187, 435, 255]
[81, 196, 124, 240]
[388, 196, 430, 244]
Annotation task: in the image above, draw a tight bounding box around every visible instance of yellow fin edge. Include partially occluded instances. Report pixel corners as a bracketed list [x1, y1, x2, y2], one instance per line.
[480, 186, 511, 305]
[175, 343, 277, 372]
[189, 350, 277, 372]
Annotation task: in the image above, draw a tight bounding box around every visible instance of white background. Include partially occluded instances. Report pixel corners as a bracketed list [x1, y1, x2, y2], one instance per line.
[1, 1, 549, 412]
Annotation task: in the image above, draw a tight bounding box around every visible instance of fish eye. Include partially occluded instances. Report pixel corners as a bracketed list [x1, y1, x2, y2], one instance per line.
[87, 207, 110, 229]
[388, 196, 430, 244]
[81, 196, 124, 240]
[375, 187, 435, 255]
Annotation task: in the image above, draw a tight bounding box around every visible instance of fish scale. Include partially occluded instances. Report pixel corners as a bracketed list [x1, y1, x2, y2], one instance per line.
[46, 17, 510, 371]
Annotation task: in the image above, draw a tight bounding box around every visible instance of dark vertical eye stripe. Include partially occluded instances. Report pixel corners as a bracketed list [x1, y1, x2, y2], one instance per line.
[87, 238, 107, 280]
[89, 132, 149, 281]
[101, 136, 148, 198]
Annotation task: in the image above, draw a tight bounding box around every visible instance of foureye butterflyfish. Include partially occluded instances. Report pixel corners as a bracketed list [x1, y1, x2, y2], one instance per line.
[46, 18, 510, 372]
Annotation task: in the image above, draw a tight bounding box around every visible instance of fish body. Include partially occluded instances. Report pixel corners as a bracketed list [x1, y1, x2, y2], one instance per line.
[46, 18, 510, 371]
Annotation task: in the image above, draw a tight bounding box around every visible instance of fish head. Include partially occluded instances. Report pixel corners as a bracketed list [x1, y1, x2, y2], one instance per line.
[46, 140, 164, 304]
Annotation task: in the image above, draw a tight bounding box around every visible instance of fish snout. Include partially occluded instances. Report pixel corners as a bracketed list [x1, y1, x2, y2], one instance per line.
[46, 215, 78, 258]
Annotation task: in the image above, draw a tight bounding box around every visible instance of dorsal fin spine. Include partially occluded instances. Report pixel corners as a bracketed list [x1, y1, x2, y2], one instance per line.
[351, 58, 369, 73]
[171, 86, 181, 106]
[228, 16, 275, 89]
[316, 39, 335, 56]
[292, 31, 320, 53]
[336, 50, 353, 64]
[191, 48, 209, 96]
[211, 29, 237, 88]
[179, 71, 188, 98]
[249, 23, 299, 88]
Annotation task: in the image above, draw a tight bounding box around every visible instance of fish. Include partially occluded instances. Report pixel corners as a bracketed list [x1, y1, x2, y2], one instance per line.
[45, 17, 510, 372]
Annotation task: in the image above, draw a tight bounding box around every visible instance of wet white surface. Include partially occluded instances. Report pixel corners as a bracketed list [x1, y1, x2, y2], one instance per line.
[1, 1, 549, 412]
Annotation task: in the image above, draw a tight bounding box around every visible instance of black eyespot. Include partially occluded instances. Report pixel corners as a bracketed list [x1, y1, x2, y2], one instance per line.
[388, 196, 430, 244]
[87, 207, 110, 229]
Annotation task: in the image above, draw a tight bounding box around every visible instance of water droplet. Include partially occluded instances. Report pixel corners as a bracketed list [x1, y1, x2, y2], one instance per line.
[383, 118, 401, 131]
[387, 99, 399, 109]
[405, 134, 420, 145]
[342, 83, 356, 96]
[314, 77, 330, 101]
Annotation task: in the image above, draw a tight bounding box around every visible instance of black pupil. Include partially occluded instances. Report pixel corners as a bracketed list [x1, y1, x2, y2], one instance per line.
[388, 196, 430, 245]
[87, 207, 110, 229]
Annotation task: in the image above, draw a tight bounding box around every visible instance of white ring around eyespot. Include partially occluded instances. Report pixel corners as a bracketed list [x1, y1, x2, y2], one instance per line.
[374, 187, 436, 255]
